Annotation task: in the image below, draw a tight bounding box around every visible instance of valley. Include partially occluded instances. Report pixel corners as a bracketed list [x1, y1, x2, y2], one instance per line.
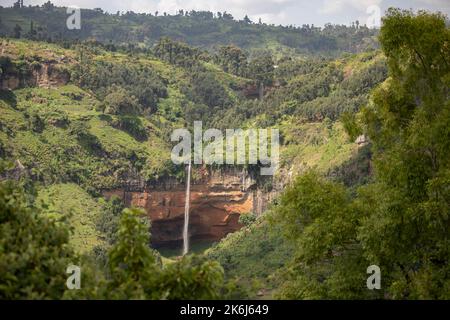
[0, 4, 448, 301]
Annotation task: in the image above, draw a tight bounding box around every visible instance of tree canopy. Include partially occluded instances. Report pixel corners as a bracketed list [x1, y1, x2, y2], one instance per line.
[274, 9, 450, 300]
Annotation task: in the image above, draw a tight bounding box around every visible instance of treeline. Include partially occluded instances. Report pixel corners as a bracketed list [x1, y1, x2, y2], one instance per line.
[212, 51, 387, 128]
[0, 2, 378, 56]
[4, 34, 386, 132]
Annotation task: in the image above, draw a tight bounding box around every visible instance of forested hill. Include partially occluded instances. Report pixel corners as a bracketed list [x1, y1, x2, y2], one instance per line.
[0, 3, 378, 56]
[0, 7, 449, 300]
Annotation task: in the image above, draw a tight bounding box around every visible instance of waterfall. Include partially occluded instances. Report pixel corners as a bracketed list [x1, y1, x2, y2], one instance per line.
[183, 161, 192, 256]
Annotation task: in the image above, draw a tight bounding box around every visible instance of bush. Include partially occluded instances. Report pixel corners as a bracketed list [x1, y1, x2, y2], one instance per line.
[69, 120, 102, 153]
[239, 212, 257, 227]
[110, 116, 148, 141]
[104, 86, 141, 115]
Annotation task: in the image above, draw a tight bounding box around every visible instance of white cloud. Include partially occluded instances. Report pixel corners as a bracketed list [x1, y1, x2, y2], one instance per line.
[319, 0, 383, 15]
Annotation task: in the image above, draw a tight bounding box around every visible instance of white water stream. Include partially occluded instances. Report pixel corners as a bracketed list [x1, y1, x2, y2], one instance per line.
[182, 162, 191, 255]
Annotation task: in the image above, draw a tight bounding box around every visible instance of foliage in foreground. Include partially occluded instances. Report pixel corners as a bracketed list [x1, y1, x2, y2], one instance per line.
[0, 176, 235, 300]
[274, 9, 450, 300]
[0, 176, 73, 299]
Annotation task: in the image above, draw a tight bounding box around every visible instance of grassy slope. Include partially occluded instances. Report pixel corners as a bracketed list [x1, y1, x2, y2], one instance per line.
[280, 120, 358, 177]
[36, 183, 105, 254]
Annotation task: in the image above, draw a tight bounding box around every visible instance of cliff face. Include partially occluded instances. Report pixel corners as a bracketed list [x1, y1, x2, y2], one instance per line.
[105, 168, 270, 248]
[0, 60, 70, 90]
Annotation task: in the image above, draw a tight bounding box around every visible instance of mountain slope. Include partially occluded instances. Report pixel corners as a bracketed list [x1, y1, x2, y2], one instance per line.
[0, 37, 384, 282]
[0, 5, 378, 56]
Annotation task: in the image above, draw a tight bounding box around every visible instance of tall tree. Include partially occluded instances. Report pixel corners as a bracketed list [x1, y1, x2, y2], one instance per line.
[13, 24, 21, 38]
[276, 9, 450, 300]
[0, 174, 74, 299]
[248, 54, 274, 99]
[217, 45, 248, 76]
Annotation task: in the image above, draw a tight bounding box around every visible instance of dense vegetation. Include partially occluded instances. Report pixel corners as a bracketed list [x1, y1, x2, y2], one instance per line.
[0, 4, 448, 300]
[209, 9, 450, 300]
[0, 2, 378, 56]
[0, 174, 237, 299]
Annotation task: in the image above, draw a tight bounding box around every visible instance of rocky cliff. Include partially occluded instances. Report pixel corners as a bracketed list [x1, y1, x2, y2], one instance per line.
[105, 168, 275, 248]
[0, 60, 70, 90]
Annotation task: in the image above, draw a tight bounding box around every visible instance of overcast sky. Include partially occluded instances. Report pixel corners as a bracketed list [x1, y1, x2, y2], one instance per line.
[1, 0, 449, 26]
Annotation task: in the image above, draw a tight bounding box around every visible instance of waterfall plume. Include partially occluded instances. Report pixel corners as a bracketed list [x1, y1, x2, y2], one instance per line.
[183, 162, 192, 255]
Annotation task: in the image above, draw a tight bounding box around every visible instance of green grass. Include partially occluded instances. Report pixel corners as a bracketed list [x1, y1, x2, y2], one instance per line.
[279, 119, 358, 177]
[36, 183, 105, 254]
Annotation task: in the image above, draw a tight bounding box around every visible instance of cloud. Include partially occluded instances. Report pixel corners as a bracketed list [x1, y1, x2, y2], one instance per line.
[319, 0, 383, 15]
[417, 0, 450, 7]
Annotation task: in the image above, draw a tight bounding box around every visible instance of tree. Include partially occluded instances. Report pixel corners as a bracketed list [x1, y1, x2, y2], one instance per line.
[222, 12, 234, 21]
[97, 196, 124, 245]
[106, 208, 160, 299]
[104, 85, 141, 115]
[13, 24, 21, 38]
[153, 37, 201, 67]
[0, 176, 74, 299]
[156, 255, 226, 300]
[13, 1, 22, 9]
[185, 69, 232, 111]
[248, 54, 274, 99]
[275, 9, 450, 300]
[0, 56, 13, 80]
[217, 45, 248, 76]
[28, 21, 37, 38]
[69, 120, 102, 152]
[273, 172, 374, 299]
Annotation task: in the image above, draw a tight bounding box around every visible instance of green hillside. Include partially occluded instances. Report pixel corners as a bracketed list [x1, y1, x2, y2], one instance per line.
[0, 4, 378, 56]
[1, 7, 448, 301]
[0, 36, 382, 292]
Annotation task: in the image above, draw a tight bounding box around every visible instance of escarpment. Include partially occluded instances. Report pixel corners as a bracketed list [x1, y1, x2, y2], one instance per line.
[0, 59, 70, 90]
[104, 168, 277, 248]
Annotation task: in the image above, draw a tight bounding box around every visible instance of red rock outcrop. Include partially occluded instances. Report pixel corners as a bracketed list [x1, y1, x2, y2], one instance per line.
[105, 169, 259, 248]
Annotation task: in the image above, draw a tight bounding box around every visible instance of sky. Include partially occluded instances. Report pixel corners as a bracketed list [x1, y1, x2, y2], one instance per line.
[1, 0, 449, 27]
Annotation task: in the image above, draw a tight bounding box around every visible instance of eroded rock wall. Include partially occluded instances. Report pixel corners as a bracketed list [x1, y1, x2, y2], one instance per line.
[105, 168, 264, 248]
[0, 61, 69, 90]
